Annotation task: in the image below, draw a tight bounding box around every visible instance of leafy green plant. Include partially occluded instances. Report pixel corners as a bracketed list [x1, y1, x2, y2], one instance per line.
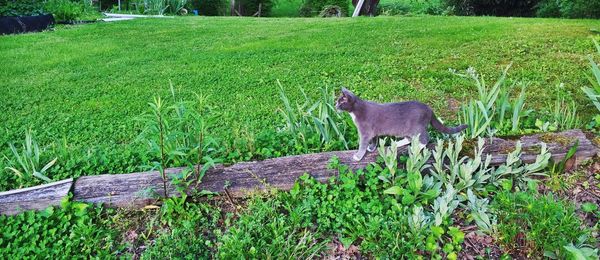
[0, 198, 123, 258]
[467, 189, 496, 234]
[490, 141, 550, 191]
[376, 0, 449, 16]
[167, 0, 188, 14]
[552, 90, 580, 131]
[454, 65, 534, 138]
[278, 81, 353, 153]
[546, 140, 578, 192]
[430, 136, 493, 194]
[4, 130, 56, 187]
[536, 0, 600, 19]
[582, 39, 600, 131]
[218, 194, 327, 258]
[141, 196, 221, 259]
[44, 0, 84, 21]
[0, 0, 45, 16]
[299, 0, 348, 16]
[563, 243, 599, 260]
[376, 137, 400, 186]
[492, 191, 594, 258]
[535, 90, 579, 133]
[382, 136, 441, 206]
[138, 83, 217, 197]
[376, 2, 411, 16]
[581, 202, 598, 214]
[143, 0, 169, 15]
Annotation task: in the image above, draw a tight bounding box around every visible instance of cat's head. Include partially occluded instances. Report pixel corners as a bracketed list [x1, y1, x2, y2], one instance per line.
[335, 87, 357, 112]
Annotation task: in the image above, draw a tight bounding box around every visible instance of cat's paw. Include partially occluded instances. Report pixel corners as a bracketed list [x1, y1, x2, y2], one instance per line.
[352, 153, 363, 161]
[367, 143, 377, 152]
[395, 138, 410, 147]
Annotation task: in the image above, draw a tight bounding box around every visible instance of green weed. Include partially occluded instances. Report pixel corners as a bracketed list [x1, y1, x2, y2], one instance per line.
[492, 191, 595, 258]
[137, 83, 217, 197]
[277, 81, 354, 153]
[0, 198, 124, 258]
[141, 196, 222, 259]
[3, 130, 56, 187]
[582, 39, 600, 131]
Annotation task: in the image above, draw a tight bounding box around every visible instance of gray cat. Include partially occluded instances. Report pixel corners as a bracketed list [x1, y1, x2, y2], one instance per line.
[335, 87, 467, 161]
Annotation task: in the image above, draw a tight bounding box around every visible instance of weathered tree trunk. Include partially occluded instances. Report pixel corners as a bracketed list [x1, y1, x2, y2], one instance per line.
[1, 130, 597, 215]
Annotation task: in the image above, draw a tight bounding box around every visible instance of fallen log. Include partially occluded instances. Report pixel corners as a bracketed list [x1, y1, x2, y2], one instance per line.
[1, 129, 598, 215]
[72, 129, 598, 208]
[0, 178, 73, 215]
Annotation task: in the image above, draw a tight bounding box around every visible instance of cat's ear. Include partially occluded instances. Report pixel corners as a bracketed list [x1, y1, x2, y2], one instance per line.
[341, 87, 355, 97]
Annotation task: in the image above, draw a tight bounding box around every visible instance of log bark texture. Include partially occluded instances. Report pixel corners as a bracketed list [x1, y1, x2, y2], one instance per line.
[0, 178, 73, 215]
[1, 130, 598, 214]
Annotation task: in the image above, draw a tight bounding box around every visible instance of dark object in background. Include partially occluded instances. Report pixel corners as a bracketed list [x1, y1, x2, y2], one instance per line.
[352, 0, 380, 16]
[445, 0, 540, 17]
[0, 14, 54, 35]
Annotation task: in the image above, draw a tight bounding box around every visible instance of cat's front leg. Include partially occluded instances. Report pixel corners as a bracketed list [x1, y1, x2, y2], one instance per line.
[353, 135, 371, 161]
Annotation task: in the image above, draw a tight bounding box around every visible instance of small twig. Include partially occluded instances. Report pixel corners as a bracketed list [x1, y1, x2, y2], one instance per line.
[583, 189, 600, 200]
[223, 188, 239, 214]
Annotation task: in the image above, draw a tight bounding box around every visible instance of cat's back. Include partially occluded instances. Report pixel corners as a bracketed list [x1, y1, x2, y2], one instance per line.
[379, 100, 432, 113]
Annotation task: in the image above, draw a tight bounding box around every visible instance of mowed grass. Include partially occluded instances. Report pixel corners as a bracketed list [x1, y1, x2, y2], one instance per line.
[1, 16, 600, 186]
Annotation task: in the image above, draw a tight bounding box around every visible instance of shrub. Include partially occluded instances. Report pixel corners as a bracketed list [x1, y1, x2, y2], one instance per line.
[376, 2, 411, 16]
[44, 0, 85, 21]
[444, 0, 541, 16]
[196, 0, 227, 15]
[0, 0, 45, 16]
[535, 0, 561, 17]
[546, 0, 600, 19]
[443, 0, 600, 18]
[127, 0, 191, 15]
[166, 0, 188, 14]
[376, 0, 450, 16]
[137, 83, 217, 197]
[299, 0, 348, 17]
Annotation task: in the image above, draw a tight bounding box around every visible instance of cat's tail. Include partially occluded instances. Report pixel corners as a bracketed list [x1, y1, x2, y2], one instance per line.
[430, 115, 467, 134]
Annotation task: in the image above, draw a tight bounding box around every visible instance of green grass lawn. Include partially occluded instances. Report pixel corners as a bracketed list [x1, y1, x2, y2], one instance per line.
[1, 16, 600, 189]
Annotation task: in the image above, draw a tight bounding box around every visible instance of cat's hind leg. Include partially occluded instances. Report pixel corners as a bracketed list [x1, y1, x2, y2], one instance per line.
[367, 137, 378, 152]
[418, 131, 429, 150]
[419, 131, 429, 144]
